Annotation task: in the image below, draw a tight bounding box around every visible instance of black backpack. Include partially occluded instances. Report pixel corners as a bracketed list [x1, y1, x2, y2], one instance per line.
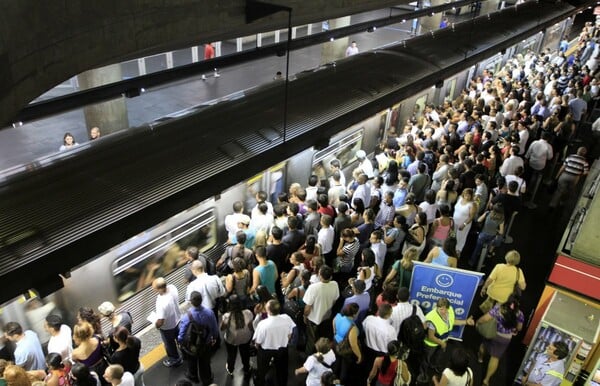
[180, 311, 211, 357]
[399, 304, 426, 352]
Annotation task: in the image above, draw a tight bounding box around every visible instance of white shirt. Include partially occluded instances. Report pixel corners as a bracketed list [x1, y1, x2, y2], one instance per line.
[155, 284, 181, 330]
[499, 155, 524, 177]
[47, 324, 73, 360]
[303, 281, 340, 324]
[306, 186, 319, 202]
[390, 302, 425, 336]
[251, 201, 274, 219]
[345, 45, 359, 57]
[517, 129, 529, 155]
[370, 242, 387, 270]
[505, 175, 527, 195]
[303, 350, 336, 386]
[186, 273, 225, 310]
[318, 226, 334, 254]
[526, 139, 553, 171]
[225, 212, 250, 240]
[119, 372, 135, 386]
[253, 314, 296, 349]
[359, 159, 375, 179]
[363, 316, 396, 353]
[249, 212, 274, 233]
[353, 183, 371, 208]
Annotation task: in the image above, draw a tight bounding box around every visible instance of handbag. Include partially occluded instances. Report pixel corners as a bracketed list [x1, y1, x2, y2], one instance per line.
[283, 292, 303, 321]
[336, 321, 356, 358]
[512, 267, 522, 297]
[476, 317, 497, 339]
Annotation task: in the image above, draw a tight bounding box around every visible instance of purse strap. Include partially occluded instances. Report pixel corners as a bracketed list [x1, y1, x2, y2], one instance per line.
[514, 267, 520, 286]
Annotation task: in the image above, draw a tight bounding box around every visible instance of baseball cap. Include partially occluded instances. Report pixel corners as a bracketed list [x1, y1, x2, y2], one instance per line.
[98, 301, 116, 316]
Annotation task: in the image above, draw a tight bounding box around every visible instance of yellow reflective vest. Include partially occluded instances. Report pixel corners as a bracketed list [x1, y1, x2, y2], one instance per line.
[424, 306, 455, 347]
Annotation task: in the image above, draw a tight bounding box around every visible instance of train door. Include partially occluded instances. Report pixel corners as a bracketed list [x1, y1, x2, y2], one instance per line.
[244, 162, 287, 211]
[445, 78, 457, 102]
[311, 129, 364, 189]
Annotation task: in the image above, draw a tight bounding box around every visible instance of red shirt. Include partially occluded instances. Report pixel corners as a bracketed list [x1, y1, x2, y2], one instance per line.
[204, 44, 215, 60]
[318, 205, 336, 218]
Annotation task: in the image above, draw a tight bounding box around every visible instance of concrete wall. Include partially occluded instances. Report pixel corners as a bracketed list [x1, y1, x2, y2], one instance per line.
[0, 0, 408, 126]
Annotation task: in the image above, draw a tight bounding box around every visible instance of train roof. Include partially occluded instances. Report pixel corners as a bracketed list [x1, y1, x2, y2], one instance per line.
[0, 1, 589, 302]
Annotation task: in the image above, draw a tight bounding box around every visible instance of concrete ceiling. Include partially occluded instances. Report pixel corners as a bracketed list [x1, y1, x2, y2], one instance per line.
[0, 0, 409, 127]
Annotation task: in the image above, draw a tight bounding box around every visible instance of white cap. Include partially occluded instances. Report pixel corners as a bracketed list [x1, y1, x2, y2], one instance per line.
[356, 150, 366, 159]
[98, 301, 115, 316]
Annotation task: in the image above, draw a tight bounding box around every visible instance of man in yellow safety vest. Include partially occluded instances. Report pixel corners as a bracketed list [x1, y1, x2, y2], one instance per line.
[418, 298, 474, 382]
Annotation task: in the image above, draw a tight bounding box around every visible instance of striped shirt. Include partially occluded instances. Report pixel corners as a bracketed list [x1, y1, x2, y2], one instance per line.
[563, 154, 589, 176]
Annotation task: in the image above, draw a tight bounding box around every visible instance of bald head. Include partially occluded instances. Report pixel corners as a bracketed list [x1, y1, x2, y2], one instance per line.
[191, 259, 204, 274]
[152, 277, 167, 293]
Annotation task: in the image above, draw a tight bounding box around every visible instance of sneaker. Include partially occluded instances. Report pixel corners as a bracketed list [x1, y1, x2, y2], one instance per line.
[201, 75, 207, 80]
[214, 69, 220, 77]
[225, 364, 234, 376]
[163, 358, 182, 367]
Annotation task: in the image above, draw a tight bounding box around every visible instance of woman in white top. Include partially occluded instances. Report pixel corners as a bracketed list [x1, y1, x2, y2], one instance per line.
[295, 337, 336, 386]
[354, 249, 380, 291]
[453, 188, 478, 256]
[433, 347, 473, 386]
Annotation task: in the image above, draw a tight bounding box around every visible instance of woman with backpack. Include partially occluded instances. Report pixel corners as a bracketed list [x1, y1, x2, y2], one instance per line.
[367, 340, 411, 386]
[295, 337, 336, 386]
[225, 257, 252, 308]
[220, 295, 254, 377]
[383, 246, 418, 290]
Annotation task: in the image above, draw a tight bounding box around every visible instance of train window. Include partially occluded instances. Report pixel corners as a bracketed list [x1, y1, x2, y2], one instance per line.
[112, 210, 216, 302]
[312, 129, 364, 185]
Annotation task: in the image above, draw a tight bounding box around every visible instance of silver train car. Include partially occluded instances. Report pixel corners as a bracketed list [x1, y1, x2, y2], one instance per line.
[0, 2, 585, 340]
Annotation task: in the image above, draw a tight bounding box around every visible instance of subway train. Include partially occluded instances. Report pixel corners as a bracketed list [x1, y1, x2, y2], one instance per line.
[0, 1, 587, 341]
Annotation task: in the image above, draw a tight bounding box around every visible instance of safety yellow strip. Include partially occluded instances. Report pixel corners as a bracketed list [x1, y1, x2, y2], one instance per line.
[141, 343, 166, 370]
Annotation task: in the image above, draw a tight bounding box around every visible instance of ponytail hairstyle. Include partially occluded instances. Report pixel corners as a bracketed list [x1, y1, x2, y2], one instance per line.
[114, 326, 140, 351]
[381, 340, 401, 374]
[500, 294, 520, 329]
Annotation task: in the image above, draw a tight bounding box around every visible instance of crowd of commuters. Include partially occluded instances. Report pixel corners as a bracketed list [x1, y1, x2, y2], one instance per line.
[4, 20, 598, 386]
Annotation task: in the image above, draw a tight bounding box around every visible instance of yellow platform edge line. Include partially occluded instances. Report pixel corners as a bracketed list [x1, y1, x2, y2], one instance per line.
[141, 343, 166, 370]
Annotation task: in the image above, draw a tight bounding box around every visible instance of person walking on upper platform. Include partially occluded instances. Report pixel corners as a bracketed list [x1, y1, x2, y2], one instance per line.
[550, 147, 589, 209]
[345, 41, 359, 57]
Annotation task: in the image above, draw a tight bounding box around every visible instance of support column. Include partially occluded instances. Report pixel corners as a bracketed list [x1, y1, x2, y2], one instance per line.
[77, 64, 129, 136]
[320, 16, 351, 65]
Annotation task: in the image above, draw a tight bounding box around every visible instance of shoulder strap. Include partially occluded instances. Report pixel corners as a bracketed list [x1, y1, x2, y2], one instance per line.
[187, 310, 195, 324]
[411, 304, 417, 316]
[314, 353, 332, 368]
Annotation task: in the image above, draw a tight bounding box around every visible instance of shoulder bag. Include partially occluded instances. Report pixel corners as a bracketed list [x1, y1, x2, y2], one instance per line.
[335, 321, 356, 359]
[512, 267, 522, 297]
[476, 317, 497, 339]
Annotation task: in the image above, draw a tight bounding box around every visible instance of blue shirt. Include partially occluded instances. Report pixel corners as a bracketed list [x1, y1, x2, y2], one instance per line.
[177, 306, 219, 344]
[343, 292, 371, 330]
[333, 314, 354, 344]
[14, 330, 45, 371]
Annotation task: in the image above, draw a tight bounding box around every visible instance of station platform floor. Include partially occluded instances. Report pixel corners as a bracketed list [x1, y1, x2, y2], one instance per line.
[141, 182, 579, 386]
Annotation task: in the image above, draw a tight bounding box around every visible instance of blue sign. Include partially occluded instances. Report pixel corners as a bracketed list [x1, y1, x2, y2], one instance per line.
[409, 262, 484, 340]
